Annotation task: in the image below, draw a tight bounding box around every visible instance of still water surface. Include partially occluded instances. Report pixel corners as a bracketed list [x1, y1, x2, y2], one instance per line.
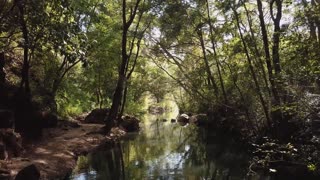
[69, 102, 263, 180]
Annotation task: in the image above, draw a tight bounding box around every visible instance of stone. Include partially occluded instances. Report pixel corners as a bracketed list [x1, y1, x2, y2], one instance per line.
[84, 108, 109, 124]
[15, 164, 40, 180]
[177, 114, 189, 123]
[119, 115, 140, 132]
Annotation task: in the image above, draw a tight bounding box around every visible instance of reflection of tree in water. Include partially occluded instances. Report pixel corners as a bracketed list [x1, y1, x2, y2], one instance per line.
[71, 118, 251, 179]
[84, 143, 125, 180]
[200, 129, 251, 179]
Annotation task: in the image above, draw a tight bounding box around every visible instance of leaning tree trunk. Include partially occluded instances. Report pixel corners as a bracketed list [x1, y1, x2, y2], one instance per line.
[233, 6, 272, 129]
[243, 2, 271, 96]
[205, 0, 228, 104]
[197, 28, 219, 95]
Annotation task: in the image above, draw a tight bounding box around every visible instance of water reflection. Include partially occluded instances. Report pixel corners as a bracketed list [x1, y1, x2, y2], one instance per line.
[70, 101, 252, 180]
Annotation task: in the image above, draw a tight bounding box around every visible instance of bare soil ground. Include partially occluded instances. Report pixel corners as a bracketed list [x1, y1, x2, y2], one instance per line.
[0, 122, 120, 180]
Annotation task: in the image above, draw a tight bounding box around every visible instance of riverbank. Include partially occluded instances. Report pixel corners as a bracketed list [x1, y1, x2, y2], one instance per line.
[1, 121, 126, 179]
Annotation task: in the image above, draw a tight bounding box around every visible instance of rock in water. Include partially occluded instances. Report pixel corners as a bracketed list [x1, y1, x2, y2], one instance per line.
[119, 115, 140, 132]
[177, 114, 189, 123]
[15, 164, 40, 180]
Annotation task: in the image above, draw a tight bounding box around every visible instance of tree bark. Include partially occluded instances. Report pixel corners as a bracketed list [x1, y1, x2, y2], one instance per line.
[270, 0, 282, 74]
[0, 53, 5, 86]
[17, 0, 30, 95]
[106, 0, 141, 128]
[233, 7, 272, 128]
[197, 27, 219, 96]
[243, 1, 270, 96]
[257, 0, 281, 104]
[205, 0, 228, 104]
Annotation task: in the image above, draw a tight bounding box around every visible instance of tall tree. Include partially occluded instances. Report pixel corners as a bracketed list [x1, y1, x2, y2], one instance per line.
[270, 0, 283, 74]
[107, 0, 147, 127]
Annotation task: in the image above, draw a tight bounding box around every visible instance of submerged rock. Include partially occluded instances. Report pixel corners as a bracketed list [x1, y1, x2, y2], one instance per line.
[119, 115, 140, 132]
[84, 108, 109, 124]
[15, 164, 40, 180]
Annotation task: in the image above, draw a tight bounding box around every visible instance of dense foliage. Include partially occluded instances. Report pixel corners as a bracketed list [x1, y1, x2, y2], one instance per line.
[1, 0, 320, 141]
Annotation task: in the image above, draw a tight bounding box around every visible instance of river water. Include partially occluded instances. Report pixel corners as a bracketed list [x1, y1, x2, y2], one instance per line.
[69, 101, 266, 180]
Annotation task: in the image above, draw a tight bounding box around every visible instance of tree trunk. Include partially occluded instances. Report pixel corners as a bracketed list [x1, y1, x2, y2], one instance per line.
[197, 28, 219, 95]
[233, 7, 272, 128]
[257, 0, 281, 104]
[106, 0, 131, 127]
[314, 0, 320, 46]
[243, 1, 271, 96]
[119, 80, 128, 118]
[226, 63, 255, 131]
[106, 0, 143, 130]
[17, 1, 30, 95]
[270, 0, 282, 74]
[205, 0, 228, 104]
[0, 53, 5, 86]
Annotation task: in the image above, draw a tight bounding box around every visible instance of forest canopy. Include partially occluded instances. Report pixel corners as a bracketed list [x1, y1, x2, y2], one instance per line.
[0, 0, 320, 141]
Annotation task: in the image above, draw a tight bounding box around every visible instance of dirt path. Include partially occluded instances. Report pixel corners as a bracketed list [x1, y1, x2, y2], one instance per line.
[2, 122, 119, 179]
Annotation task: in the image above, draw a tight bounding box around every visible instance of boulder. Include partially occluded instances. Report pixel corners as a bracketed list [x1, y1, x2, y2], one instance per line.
[84, 108, 109, 124]
[119, 115, 140, 132]
[15, 164, 40, 180]
[177, 114, 189, 123]
[0, 110, 14, 128]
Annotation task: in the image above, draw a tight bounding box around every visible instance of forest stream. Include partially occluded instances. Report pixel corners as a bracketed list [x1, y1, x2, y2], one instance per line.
[68, 100, 268, 180]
